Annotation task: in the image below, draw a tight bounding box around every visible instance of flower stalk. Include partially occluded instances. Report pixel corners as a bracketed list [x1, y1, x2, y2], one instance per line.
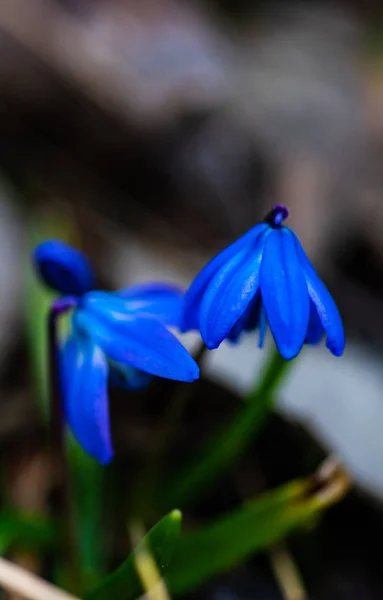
[158, 348, 292, 512]
[48, 298, 77, 475]
[48, 298, 81, 587]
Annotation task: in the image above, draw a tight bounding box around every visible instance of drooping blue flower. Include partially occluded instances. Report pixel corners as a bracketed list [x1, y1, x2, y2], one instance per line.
[182, 205, 345, 360]
[33, 240, 199, 464]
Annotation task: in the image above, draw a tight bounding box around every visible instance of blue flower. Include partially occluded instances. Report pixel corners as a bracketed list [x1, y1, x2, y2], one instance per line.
[33, 240, 199, 464]
[182, 205, 345, 360]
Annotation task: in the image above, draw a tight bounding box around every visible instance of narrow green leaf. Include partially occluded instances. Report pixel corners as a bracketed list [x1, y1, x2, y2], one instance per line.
[167, 464, 349, 595]
[158, 349, 291, 511]
[0, 510, 57, 555]
[86, 510, 182, 600]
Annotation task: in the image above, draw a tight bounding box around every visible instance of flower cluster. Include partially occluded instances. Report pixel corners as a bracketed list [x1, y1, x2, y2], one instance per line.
[33, 205, 345, 463]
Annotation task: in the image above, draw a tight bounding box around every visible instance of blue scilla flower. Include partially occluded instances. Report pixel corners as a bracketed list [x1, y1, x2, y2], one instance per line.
[33, 240, 199, 464]
[182, 205, 345, 360]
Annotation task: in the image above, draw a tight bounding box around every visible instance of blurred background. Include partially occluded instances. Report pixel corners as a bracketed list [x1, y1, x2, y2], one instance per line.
[1, 0, 383, 598]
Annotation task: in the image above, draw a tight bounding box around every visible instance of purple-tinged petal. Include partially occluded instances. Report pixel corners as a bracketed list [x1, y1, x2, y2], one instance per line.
[74, 306, 199, 383]
[260, 228, 310, 360]
[293, 235, 345, 356]
[116, 282, 184, 326]
[33, 240, 94, 296]
[60, 332, 112, 464]
[200, 231, 269, 349]
[182, 223, 269, 332]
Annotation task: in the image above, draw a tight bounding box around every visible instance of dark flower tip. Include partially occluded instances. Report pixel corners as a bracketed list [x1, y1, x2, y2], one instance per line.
[265, 204, 289, 228]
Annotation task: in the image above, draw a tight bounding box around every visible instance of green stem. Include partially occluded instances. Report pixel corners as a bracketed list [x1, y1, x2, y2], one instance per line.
[158, 348, 292, 512]
[132, 343, 208, 518]
[48, 301, 81, 590]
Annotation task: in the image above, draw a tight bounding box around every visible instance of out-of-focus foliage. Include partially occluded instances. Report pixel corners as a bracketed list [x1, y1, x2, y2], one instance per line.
[167, 463, 349, 594]
[0, 509, 57, 555]
[85, 510, 182, 600]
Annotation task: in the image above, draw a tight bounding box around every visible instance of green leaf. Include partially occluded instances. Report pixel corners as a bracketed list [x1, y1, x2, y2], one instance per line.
[0, 510, 57, 555]
[166, 463, 350, 595]
[158, 349, 291, 511]
[85, 510, 182, 600]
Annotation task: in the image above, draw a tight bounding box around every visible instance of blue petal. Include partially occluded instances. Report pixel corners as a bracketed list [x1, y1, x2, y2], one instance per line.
[74, 304, 199, 382]
[116, 282, 184, 326]
[200, 231, 269, 349]
[33, 240, 94, 296]
[305, 300, 324, 345]
[293, 235, 345, 356]
[260, 228, 310, 360]
[182, 223, 269, 332]
[109, 361, 153, 390]
[60, 331, 112, 464]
